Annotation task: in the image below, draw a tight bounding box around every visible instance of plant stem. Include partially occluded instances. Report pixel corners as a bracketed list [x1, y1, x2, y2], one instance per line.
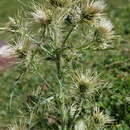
[62, 24, 76, 49]
[56, 53, 61, 79]
[56, 25, 77, 79]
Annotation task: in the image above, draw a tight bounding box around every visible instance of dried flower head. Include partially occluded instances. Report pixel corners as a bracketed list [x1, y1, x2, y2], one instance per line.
[96, 18, 114, 40]
[92, 107, 114, 126]
[73, 69, 101, 95]
[14, 39, 31, 59]
[0, 45, 15, 58]
[87, 0, 106, 13]
[0, 38, 30, 59]
[82, 0, 106, 23]
[31, 5, 51, 25]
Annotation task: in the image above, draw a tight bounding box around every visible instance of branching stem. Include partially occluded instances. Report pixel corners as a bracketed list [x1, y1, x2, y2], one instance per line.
[56, 24, 77, 79]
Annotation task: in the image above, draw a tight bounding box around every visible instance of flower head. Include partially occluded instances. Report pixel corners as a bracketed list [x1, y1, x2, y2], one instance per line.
[0, 38, 30, 59]
[87, 0, 106, 14]
[32, 9, 47, 23]
[82, 0, 106, 22]
[92, 107, 114, 126]
[87, 0, 106, 13]
[73, 69, 101, 95]
[96, 18, 114, 40]
[31, 5, 51, 25]
[0, 45, 15, 58]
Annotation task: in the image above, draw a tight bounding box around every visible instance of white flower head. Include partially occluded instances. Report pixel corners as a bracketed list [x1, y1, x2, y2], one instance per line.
[96, 18, 114, 40]
[82, 0, 106, 23]
[99, 18, 113, 32]
[91, 0, 106, 12]
[31, 4, 51, 25]
[32, 8, 47, 23]
[0, 39, 28, 58]
[0, 45, 15, 57]
[86, 0, 106, 14]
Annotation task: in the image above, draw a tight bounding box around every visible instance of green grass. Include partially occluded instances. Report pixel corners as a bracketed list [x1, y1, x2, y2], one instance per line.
[0, 0, 20, 23]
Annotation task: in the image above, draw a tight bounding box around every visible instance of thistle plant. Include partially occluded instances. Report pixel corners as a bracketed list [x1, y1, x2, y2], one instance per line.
[0, 0, 115, 129]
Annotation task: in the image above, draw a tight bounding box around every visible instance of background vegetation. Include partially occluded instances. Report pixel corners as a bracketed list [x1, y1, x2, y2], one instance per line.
[0, 0, 130, 129]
